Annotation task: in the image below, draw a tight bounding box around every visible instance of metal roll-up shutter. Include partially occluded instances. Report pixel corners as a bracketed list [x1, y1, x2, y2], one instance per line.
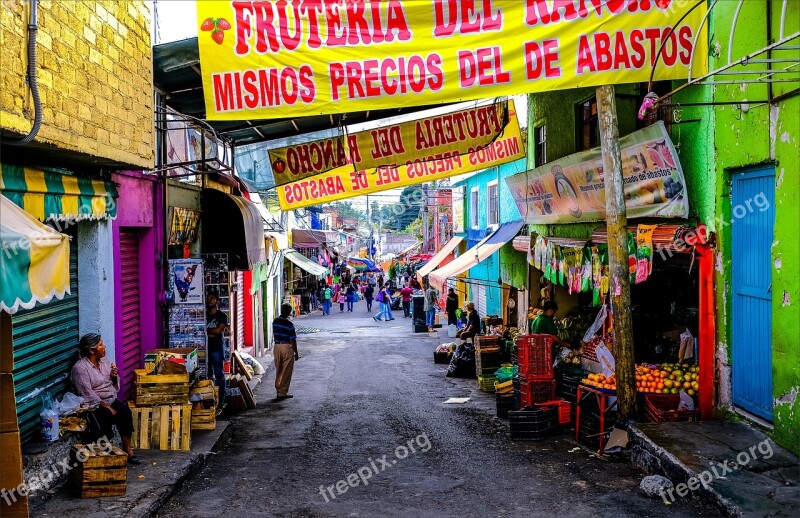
[119, 230, 141, 399]
[475, 284, 487, 318]
[12, 230, 79, 441]
[236, 271, 244, 350]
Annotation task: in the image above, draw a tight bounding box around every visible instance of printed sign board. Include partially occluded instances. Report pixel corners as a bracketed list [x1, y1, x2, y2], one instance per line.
[268, 103, 509, 185]
[505, 121, 689, 224]
[197, 0, 708, 120]
[277, 101, 524, 210]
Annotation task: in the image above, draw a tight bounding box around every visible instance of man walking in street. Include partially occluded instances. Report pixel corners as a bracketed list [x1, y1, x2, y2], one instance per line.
[446, 288, 459, 326]
[364, 283, 374, 312]
[321, 283, 333, 315]
[400, 284, 413, 318]
[424, 280, 439, 332]
[273, 303, 300, 400]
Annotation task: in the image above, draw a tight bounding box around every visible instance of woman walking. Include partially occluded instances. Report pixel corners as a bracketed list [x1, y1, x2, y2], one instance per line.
[373, 285, 395, 321]
[364, 284, 374, 312]
[346, 283, 355, 312]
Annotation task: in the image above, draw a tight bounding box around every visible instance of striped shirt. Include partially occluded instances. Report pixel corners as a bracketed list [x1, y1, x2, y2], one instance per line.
[273, 316, 297, 344]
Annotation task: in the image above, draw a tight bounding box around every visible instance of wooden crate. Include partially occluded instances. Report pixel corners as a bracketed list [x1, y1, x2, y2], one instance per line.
[70, 443, 127, 498]
[130, 403, 192, 450]
[133, 369, 190, 406]
[191, 406, 216, 430]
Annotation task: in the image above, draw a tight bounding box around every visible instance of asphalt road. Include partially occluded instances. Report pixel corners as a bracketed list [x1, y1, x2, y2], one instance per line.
[156, 306, 711, 517]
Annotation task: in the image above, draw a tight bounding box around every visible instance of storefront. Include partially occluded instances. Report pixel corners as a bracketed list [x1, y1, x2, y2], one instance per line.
[1, 164, 118, 440]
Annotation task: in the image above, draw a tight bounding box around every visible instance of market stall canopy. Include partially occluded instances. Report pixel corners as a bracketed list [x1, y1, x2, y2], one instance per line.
[0, 194, 70, 314]
[201, 189, 266, 270]
[415, 236, 463, 283]
[347, 257, 381, 273]
[291, 229, 336, 249]
[429, 221, 524, 291]
[0, 163, 118, 221]
[591, 224, 702, 254]
[397, 242, 422, 257]
[282, 249, 329, 277]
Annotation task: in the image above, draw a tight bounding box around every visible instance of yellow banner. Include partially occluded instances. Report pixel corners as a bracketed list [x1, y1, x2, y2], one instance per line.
[268, 102, 508, 185]
[197, 1, 707, 120]
[277, 104, 524, 210]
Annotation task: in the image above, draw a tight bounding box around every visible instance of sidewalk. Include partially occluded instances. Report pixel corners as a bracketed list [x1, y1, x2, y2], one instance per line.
[28, 373, 270, 518]
[32, 421, 231, 518]
[630, 420, 800, 516]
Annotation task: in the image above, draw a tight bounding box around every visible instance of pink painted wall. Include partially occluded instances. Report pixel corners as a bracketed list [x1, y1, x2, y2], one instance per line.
[112, 171, 164, 399]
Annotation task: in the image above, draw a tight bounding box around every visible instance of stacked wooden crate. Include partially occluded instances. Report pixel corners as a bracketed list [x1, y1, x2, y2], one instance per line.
[131, 369, 192, 450]
[190, 380, 217, 430]
[70, 443, 128, 498]
[133, 369, 189, 406]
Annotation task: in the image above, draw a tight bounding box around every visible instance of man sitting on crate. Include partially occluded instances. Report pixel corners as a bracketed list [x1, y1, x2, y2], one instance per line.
[71, 333, 140, 464]
[456, 302, 481, 344]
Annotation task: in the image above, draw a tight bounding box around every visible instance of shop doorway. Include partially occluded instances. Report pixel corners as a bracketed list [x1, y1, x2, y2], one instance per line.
[731, 166, 775, 421]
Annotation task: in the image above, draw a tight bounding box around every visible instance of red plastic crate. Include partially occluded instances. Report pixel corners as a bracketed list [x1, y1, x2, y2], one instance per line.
[518, 379, 556, 409]
[644, 394, 699, 423]
[535, 400, 572, 425]
[516, 334, 554, 379]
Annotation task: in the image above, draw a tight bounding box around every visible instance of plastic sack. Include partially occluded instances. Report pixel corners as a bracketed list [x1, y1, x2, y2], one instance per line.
[40, 392, 59, 442]
[446, 343, 476, 378]
[238, 351, 265, 375]
[553, 347, 571, 368]
[582, 305, 608, 343]
[447, 324, 458, 338]
[595, 342, 616, 378]
[57, 392, 84, 416]
[494, 365, 518, 383]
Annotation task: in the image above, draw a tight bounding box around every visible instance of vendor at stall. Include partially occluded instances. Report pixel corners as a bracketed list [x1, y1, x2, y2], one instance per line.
[530, 300, 571, 348]
[71, 333, 139, 464]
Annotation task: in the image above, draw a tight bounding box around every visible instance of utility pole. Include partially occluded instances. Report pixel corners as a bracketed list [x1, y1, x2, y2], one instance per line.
[596, 85, 636, 421]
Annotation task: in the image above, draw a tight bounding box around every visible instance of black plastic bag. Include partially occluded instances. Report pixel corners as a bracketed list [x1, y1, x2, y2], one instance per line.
[446, 343, 477, 378]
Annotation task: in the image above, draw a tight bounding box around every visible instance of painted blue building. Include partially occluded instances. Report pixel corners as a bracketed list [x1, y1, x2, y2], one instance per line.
[450, 158, 528, 323]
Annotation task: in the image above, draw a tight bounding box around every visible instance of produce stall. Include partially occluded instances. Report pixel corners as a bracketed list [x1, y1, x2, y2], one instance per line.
[495, 224, 713, 449]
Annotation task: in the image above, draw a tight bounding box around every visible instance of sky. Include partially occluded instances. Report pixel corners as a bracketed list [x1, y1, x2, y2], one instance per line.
[152, 0, 528, 209]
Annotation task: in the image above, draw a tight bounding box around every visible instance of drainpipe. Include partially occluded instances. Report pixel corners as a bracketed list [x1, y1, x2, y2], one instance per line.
[9, 0, 42, 144]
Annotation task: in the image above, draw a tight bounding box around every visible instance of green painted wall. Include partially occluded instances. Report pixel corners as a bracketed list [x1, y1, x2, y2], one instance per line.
[706, 0, 800, 453]
[526, 84, 639, 241]
[525, 0, 799, 453]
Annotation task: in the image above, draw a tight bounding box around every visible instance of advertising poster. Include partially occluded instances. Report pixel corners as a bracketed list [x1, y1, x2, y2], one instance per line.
[196, 1, 708, 120]
[169, 259, 204, 305]
[505, 122, 689, 224]
[452, 186, 465, 234]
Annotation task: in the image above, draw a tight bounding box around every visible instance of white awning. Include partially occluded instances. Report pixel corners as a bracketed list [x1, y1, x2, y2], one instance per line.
[283, 249, 329, 277]
[428, 221, 524, 291]
[415, 236, 462, 283]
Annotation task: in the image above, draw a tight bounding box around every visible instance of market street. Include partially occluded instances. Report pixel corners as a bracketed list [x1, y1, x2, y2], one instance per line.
[155, 309, 710, 517]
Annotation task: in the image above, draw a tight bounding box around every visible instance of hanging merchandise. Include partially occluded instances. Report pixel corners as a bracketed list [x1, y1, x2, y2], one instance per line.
[561, 248, 582, 294]
[580, 246, 593, 293]
[636, 225, 658, 283]
[628, 232, 638, 284]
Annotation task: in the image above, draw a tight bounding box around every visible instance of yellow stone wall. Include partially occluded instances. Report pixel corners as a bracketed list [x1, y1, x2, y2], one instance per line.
[0, 0, 154, 169]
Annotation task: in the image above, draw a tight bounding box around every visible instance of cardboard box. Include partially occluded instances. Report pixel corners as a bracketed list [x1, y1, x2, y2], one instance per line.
[144, 348, 198, 374]
[0, 431, 29, 518]
[0, 374, 19, 433]
[1, 312, 13, 372]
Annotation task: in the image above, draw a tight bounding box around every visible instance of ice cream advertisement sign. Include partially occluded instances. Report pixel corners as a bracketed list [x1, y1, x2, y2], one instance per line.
[505, 121, 689, 224]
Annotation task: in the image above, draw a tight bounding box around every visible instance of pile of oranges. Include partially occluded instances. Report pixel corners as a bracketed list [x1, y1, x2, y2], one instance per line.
[581, 363, 701, 396]
[581, 373, 616, 391]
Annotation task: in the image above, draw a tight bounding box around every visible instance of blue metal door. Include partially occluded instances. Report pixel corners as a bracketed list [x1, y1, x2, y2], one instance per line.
[731, 166, 775, 420]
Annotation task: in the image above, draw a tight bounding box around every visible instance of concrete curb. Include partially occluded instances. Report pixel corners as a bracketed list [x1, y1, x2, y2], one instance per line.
[128, 420, 233, 518]
[629, 425, 741, 516]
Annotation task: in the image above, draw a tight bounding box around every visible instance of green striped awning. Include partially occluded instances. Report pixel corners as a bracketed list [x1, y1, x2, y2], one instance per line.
[0, 163, 118, 221]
